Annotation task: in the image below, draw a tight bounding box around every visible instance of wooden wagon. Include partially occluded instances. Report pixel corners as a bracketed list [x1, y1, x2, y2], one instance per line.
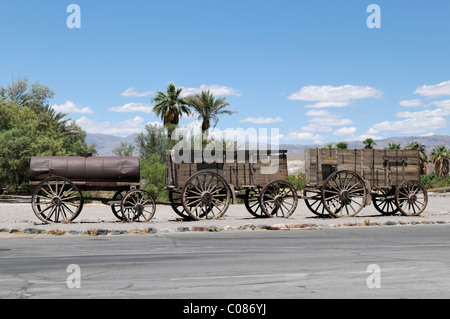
[165, 149, 298, 220]
[29, 156, 156, 223]
[302, 148, 428, 217]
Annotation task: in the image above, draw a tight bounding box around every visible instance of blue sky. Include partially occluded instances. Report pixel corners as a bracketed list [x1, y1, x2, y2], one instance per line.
[1, 0, 449, 144]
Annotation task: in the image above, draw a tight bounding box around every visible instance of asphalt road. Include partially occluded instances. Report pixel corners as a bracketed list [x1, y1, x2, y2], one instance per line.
[1, 224, 450, 299]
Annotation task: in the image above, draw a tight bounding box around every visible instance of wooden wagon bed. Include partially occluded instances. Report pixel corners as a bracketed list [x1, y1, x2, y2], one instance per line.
[302, 148, 427, 218]
[305, 148, 421, 188]
[165, 149, 298, 220]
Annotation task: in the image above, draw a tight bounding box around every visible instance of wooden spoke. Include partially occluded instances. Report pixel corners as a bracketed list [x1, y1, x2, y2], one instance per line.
[322, 170, 367, 218]
[244, 187, 266, 218]
[120, 190, 156, 222]
[372, 188, 399, 216]
[181, 172, 231, 220]
[395, 180, 428, 216]
[260, 180, 298, 218]
[31, 177, 83, 224]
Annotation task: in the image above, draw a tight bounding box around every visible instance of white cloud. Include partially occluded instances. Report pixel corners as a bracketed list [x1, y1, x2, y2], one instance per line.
[396, 99, 450, 118]
[301, 116, 353, 133]
[305, 110, 332, 117]
[414, 80, 450, 97]
[51, 101, 94, 114]
[288, 85, 382, 103]
[121, 87, 154, 97]
[333, 127, 357, 136]
[399, 99, 423, 107]
[304, 101, 350, 109]
[367, 117, 446, 135]
[240, 117, 283, 124]
[180, 84, 241, 97]
[434, 99, 450, 108]
[75, 116, 156, 137]
[395, 108, 450, 118]
[283, 131, 325, 144]
[108, 103, 153, 114]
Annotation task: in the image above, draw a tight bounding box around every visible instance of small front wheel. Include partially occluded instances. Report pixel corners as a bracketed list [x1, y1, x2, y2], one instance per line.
[120, 190, 157, 222]
[259, 180, 298, 218]
[395, 180, 428, 216]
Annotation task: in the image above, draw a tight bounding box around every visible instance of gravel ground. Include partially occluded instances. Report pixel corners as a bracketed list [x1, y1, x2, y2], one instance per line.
[0, 192, 449, 237]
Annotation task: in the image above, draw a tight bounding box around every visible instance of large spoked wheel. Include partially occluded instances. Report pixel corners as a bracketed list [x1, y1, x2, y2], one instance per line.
[120, 190, 157, 222]
[260, 180, 298, 218]
[395, 180, 428, 216]
[31, 176, 83, 224]
[168, 190, 193, 220]
[322, 170, 367, 218]
[372, 188, 399, 216]
[181, 172, 231, 220]
[244, 187, 266, 218]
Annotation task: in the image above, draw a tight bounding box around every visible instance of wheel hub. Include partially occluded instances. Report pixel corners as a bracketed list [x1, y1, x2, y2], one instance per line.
[135, 203, 144, 214]
[202, 192, 213, 203]
[52, 197, 61, 206]
[339, 190, 349, 201]
[408, 194, 417, 204]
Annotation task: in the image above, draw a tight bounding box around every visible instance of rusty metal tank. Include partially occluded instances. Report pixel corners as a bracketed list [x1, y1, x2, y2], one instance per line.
[29, 156, 140, 191]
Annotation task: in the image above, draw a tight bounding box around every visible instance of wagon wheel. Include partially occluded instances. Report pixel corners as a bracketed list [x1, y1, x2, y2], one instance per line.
[395, 180, 428, 216]
[181, 171, 231, 220]
[322, 170, 367, 218]
[303, 188, 332, 218]
[31, 176, 83, 224]
[111, 190, 131, 221]
[168, 189, 193, 220]
[244, 187, 266, 218]
[372, 188, 399, 216]
[120, 189, 157, 222]
[260, 180, 298, 218]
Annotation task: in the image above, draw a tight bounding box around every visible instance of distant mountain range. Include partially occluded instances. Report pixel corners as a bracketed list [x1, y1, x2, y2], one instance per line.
[86, 133, 450, 157]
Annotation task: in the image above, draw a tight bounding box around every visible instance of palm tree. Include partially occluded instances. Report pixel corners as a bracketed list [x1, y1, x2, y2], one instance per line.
[184, 90, 236, 135]
[405, 141, 428, 175]
[362, 138, 376, 149]
[152, 82, 191, 137]
[430, 145, 449, 177]
[387, 143, 401, 150]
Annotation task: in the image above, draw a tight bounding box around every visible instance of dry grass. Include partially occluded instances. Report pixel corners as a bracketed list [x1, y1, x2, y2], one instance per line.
[47, 229, 66, 236]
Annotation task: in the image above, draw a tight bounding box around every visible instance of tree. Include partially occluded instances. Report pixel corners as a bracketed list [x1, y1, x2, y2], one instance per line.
[135, 123, 174, 163]
[152, 82, 191, 138]
[184, 90, 236, 135]
[134, 124, 175, 201]
[336, 141, 348, 149]
[363, 138, 376, 149]
[387, 143, 401, 150]
[112, 142, 135, 157]
[430, 145, 449, 177]
[405, 141, 428, 175]
[0, 79, 96, 192]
